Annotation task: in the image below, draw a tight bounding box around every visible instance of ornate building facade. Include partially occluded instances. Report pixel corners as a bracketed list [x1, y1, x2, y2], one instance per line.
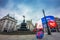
[0, 14, 17, 32]
[55, 17, 60, 29]
[26, 20, 34, 31]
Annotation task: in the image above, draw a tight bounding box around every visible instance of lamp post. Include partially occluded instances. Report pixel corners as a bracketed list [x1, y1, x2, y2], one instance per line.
[42, 9, 51, 35]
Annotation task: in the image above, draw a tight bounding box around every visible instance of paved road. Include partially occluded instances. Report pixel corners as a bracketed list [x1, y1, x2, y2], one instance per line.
[0, 32, 60, 40]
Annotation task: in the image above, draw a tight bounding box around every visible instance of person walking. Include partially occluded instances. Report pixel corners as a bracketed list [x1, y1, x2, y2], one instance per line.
[36, 29, 44, 40]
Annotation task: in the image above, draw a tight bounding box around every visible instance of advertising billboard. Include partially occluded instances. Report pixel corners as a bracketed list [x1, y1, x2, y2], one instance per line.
[41, 16, 56, 28]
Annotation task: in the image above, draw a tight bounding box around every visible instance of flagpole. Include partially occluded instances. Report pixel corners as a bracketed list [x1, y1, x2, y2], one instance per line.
[42, 9, 51, 35]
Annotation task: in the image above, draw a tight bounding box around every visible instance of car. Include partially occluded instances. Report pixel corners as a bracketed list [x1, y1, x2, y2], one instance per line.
[51, 29, 56, 32]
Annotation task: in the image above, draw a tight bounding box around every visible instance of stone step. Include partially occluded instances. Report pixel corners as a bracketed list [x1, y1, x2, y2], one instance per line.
[0, 31, 36, 35]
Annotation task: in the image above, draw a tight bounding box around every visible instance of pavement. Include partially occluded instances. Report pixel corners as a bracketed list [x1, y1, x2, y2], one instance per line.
[0, 32, 60, 40]
[42, 32, 60, 40]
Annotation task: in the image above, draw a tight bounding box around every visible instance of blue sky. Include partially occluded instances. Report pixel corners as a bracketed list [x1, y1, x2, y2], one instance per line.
[0, 0, 60, 24]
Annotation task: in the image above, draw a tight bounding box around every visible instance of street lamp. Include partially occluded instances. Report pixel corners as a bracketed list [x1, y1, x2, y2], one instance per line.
[42, 9, 51, 35]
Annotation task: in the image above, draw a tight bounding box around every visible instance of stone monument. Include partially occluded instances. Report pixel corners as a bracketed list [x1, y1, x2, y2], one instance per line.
[20, 16, 29, 31]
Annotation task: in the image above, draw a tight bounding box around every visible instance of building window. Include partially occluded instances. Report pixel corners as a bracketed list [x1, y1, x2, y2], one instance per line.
[6, 20, 9, 28]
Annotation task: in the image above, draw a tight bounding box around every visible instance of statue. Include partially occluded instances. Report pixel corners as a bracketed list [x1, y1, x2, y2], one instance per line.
[20, 15, 28, 31]
[23, 15, 25, 23]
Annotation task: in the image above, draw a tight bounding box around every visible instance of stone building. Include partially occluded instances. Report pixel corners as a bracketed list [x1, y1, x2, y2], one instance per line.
[0, 14, 17, 32]
[26, 20, 34, 31]
[55, 17, 60, 29]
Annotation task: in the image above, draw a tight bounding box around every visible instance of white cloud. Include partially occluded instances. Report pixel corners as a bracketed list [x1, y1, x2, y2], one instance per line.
[17, 4, 33, 20]
[45, 7, 60, 18]
[0, 3, 33, 24]
[0, 0, 60, 25]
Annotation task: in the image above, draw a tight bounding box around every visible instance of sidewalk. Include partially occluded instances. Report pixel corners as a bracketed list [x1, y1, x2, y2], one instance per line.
[41, 32, 60, 40]
[0, 32, 60, 40]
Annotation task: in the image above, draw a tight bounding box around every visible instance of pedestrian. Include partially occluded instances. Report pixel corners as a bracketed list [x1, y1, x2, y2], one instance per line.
[36, 29, 44, 40]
